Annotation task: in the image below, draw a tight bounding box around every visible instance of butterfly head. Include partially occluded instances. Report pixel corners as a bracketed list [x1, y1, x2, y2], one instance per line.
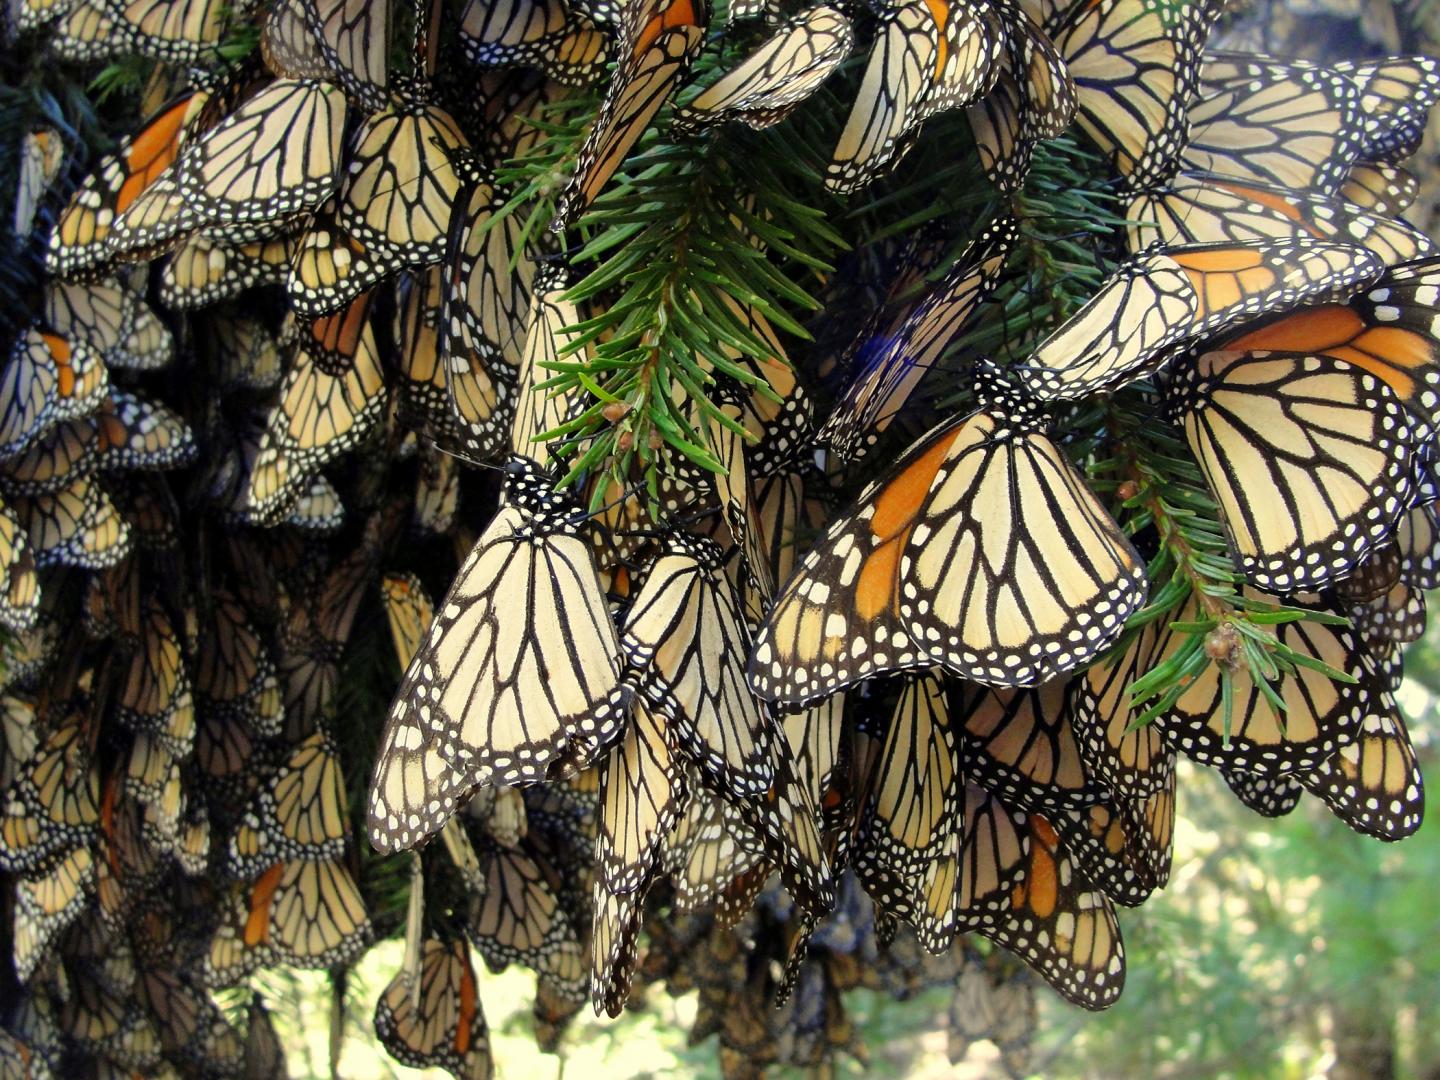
[971, 360, 1048, 431]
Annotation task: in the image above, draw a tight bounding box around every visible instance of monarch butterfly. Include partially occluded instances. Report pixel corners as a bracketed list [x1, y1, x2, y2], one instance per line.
[857, 675, 959, 880]
[160, 232, 298, 309]
[1126, 174, 1435, 267]
[0, 499, 40, 633]
[597, 700, 687, 898]
[468, 837, 587, 996]
[459, 0, 610, 86]
[1332, 57, 1440, 163]
[952, 677, 1103, 812]
[618, 534, 777, 798]
[1300, 703, 1424, 840]
[13, 845, 94, 982]
[338, 104, 471, 265]
[175, 79, 348, 227]
[279, 533, 385, 737]
[0, 706, 98, 875]
[1150, 595, 1369, 774]
[0, 330, 110, 461]
[45, 278, 176, 373]
[590, 873, 645, 1016]
[301, 0, 393, 111]
[1342, 162, 1418, 216]
[46, 91, 210, 279]
[194, 590, 282, 733]
[1182, 59, 1364, 194]
[414, 446, 461, 534]
[1349, 579, 1426, 653]
[125, 728, 174, 805]
[288, 204, 408, 317]
[957, 796, 1125, 1009]
[1021, 239, 1383, 401]
[285, 474, 345, 533]
[1213, 258, 1440, 442]
[14, 128, 64, 240]
[374, 937, 492, 1077]
[19, 476, 132, 570]
[829, 0, 1002, 194]
[969, 1, 1080, 192]
[115, 595, 194, 759]
[1396, 500, 1440, 589]
[204, 857, 372, 985]
[113, 0, 228, 64]
[1042, 787, 1156, 907]
[244, 998, 290, 1079]
[750, 374, 1145, 705]
[247, 311, 386, 525]
[510, 268, 587, 470]
[102, 171, 202, 265]
[136, 967, 247, 1074]
[393, 268, 453, 432]
[1038, 0, 1205, 190]
[374, 462, 624, 848]
[89, 391, 198, 472]
[1070, 621, 1170, 798]
[552, 0, 709, 228]
[442, 182, 530, 461]
[260, 0, 336, 81]
[1222, 767, 1304, 818]
[50, 0, 128, 61]
[1168, 349, 1413, 592]
[672, 5, 853, 133]
[228, 731, 350, 876]
[821, 217, 1017, 461]
[664, 786, 767, 912]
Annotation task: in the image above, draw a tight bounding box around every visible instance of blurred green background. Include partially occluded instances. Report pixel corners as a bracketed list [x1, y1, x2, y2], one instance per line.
[256, 621, 1438, 1080]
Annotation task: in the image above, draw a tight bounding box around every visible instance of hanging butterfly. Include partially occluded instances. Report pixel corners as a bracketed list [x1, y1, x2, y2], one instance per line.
[1037, 0, 1207, 190]
[1019, 238, 1383, 401]
[830, 0, 1005, 193]
[204, 857, 372, 985]
[1211, 257, 1440, 442]
[951, 676, 1105, 812]
[247, 301, 387, 525]
[111, 0, 228, 63]
[160, 232, 299, 309]
[954, 791, 1126, 1009]
[175, 78, 349, 229]
[0, 329, 110, 461]
[1070, 620, 1171, 798]
[616, 533, 777, 798]
[1126, 173, 1434, 267]
[467, 836, 587, 996]
[964, 1, 1076, 193]
[374, 937, 493, 1078]
[1182, 56, 1365, 194]
[1331, 56, 1440, 164]
[821, 216, 1017, 461]
[226, 730, 351, 876]
[374, 461, 626, 850]
[1167, 349, 1413, 592]
[459, 0, 610, 86]
[337, 103, 472, 266]
[672, 5, 854, 134]
[14, 128, 64, 240]
[46, 91, 210, 280]
[1299, 700, 1424, 841]
[552, 0, 709, 228]
[750, 371, 1145, 705]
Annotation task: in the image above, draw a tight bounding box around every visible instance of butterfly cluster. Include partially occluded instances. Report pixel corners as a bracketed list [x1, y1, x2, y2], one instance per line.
[1, 0, 1438, 1073]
